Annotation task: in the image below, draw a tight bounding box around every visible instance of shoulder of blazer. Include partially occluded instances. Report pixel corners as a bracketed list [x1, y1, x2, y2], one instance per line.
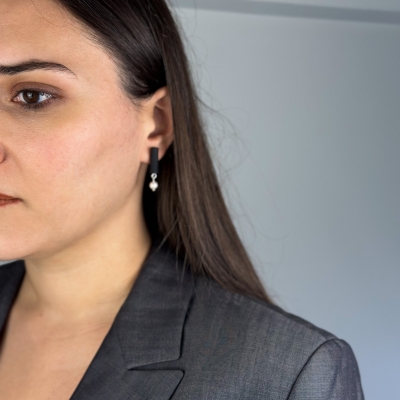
[185, 276, 364, 399]
[190, 274, 337, 346]
[171, 274, 349, 397]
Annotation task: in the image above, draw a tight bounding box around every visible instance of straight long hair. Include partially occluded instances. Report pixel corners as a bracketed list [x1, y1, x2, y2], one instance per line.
[55, 0, 273, 303]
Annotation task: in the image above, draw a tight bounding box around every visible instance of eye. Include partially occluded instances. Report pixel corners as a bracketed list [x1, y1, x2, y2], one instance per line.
[13, 89, 56, 111]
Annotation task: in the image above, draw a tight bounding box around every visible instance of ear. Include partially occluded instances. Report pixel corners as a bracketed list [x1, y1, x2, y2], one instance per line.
[139, 86, 174, 164]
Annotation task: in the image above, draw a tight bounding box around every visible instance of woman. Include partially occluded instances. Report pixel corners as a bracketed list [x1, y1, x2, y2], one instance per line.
[0, 0, 364, 398]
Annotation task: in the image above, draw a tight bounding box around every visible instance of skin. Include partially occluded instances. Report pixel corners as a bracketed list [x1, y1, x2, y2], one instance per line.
[0, 0, 174, 397]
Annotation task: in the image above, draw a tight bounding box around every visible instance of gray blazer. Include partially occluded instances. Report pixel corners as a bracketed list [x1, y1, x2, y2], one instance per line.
[0, 239, 364, 399]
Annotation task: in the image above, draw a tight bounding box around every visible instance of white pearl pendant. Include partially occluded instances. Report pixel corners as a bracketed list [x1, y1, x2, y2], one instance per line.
[149, 181, 158, 191]
[149, 173, 158, 192]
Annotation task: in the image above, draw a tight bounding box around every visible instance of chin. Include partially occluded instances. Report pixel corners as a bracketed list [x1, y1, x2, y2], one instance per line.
[0, 235, 39, 263]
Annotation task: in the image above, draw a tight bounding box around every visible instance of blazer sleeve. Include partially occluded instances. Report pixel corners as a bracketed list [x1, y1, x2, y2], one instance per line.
[287, 338, 364, 400]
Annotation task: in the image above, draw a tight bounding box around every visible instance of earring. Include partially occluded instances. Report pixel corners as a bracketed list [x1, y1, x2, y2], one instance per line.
[149, 147, 159, 192]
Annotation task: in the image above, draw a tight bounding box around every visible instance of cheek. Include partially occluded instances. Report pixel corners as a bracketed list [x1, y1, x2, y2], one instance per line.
[0, 105, 144, 260]
[25, 107, 143, 217]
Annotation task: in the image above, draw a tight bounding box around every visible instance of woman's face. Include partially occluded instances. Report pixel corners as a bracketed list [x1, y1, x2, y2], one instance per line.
[0, 0, 162, 261]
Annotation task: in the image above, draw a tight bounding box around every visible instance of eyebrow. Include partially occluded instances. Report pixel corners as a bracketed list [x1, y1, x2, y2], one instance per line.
[0, 60, 77, 78]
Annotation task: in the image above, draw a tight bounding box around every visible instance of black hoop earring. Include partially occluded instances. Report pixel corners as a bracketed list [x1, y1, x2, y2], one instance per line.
[149, 147, 159, 192]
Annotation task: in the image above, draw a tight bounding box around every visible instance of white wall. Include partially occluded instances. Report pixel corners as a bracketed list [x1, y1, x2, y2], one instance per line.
[173, 6, 400, 400]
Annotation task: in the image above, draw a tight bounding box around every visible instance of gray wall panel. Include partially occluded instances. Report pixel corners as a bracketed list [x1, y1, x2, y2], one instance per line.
[173, 0, 400, 13]
[174, 7, 400, 399]
[172, 0, 400, 24]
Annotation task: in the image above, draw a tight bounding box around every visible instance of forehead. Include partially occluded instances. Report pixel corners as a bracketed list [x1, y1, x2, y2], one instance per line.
[0, 0, 97, 68]
[0, 0, 78, 34]
[0, 0, 83, 50]
[0, 0, 119, 84]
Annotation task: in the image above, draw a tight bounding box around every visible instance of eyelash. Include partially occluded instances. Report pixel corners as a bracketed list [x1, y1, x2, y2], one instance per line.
[13, 89, 57, 112]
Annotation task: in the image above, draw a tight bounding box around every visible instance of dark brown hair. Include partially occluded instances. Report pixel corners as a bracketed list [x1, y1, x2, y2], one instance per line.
[55, 0, 273, 303]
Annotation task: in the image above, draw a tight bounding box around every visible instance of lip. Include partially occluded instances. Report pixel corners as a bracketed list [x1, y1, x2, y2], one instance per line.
[0, 198, 21, 207]
[0, 193, 20, 207]
[0, 193, 18, 200]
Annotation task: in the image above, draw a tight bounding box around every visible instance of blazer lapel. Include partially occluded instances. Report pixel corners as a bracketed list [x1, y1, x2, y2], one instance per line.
[69, 323, 185, 400]
[69, 239, 195, 400]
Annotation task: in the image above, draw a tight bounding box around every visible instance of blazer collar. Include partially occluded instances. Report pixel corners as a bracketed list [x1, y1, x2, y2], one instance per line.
[114, 237, 195, 369]
[0, 238, 196, 400]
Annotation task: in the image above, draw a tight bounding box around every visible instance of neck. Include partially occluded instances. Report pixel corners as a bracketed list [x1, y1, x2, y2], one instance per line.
[16, 206, 152, 328]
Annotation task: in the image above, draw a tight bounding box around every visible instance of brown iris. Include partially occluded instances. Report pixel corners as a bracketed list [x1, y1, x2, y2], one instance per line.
[23, 91, 44, 104]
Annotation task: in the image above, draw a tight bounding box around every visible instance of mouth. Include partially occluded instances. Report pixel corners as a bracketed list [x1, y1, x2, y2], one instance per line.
[0, 190, 22, 208]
